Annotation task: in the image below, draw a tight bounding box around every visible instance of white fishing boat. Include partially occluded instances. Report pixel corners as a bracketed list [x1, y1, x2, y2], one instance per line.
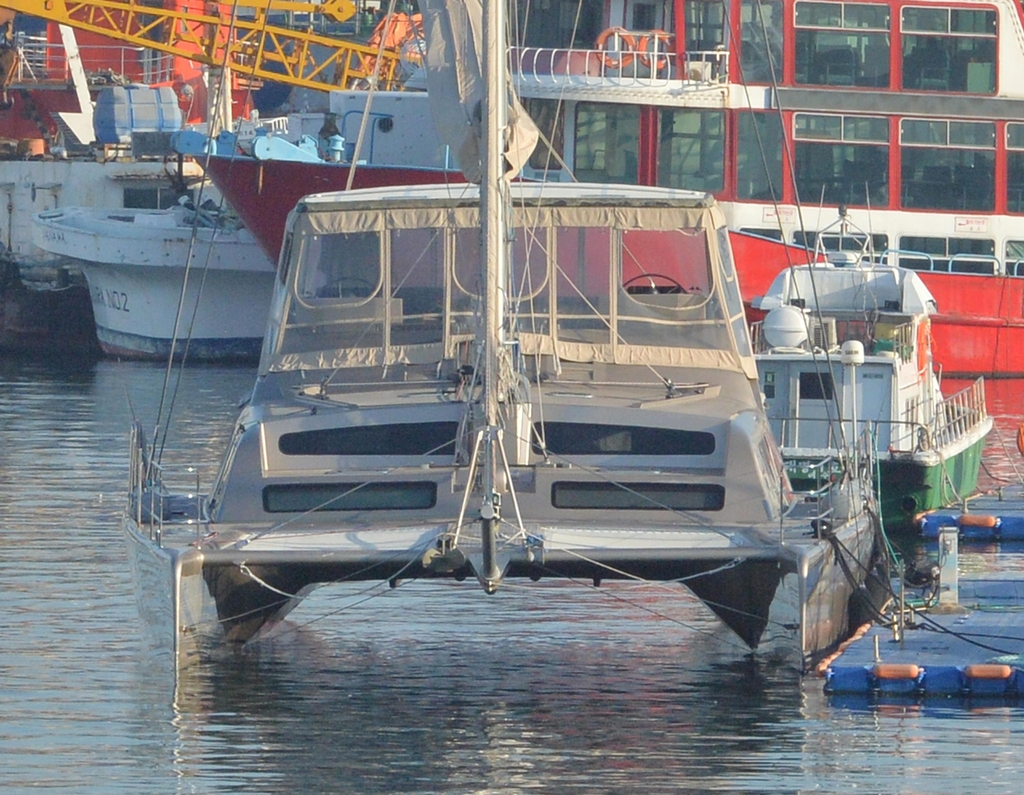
[122, 0, 880, 673]
[33, 201, 276, 361]
[752, 250, 992, 530]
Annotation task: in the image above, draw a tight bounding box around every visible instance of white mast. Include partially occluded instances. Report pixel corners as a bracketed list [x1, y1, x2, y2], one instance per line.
[477, 0, 508, 592]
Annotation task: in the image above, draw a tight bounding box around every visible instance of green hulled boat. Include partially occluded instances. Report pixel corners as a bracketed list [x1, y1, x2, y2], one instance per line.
[751, 258, 992, 531]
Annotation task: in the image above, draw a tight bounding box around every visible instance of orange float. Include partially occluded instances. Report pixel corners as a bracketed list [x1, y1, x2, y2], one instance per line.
[873, 663, 921, 680]
[595, 27, 636, 69]
[964, 664, 1013, 680]
[916, 319, 931, 374]
[638, 30, 672, 74]
[1016, 422, 1024, 456]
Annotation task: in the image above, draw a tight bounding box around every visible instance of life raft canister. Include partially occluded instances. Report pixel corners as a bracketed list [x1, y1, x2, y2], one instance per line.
[595, 27, 636, 69]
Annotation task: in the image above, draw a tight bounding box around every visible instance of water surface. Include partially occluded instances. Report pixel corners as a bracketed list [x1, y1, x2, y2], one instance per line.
[2, 359, 1024, 793]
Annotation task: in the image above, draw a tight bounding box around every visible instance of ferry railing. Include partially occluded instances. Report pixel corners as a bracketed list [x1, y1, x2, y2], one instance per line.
[878, 248, 1001, 276]
[128, 421, 207, 546]
[512, 45, 728, 89]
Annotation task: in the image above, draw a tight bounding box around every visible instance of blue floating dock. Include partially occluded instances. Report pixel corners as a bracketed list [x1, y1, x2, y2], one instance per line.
[918, 486, 1024, 540]
[823, 575, 1024, 700]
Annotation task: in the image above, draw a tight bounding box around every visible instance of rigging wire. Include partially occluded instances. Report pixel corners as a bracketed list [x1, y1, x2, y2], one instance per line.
[151, 0, 264, 468]
[345, 0, 400, 191]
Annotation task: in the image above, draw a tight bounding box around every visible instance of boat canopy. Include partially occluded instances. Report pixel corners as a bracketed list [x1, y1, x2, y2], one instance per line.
[260, 184, 757, 378]
[754, 263, 937, 317]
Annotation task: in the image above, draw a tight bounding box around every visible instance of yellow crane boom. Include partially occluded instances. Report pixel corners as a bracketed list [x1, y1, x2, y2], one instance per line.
[0, 0, 406, 91]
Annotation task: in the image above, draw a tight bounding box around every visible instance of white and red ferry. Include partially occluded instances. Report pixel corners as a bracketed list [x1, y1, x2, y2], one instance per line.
[203, 0, 1024, 377]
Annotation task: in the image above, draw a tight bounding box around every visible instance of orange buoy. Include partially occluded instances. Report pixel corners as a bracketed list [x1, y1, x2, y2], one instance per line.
[872, 663, 921, 680]
[638, 30, 672, 74]
[958, 513, 998, 528]
[1016, 423, 1024, 456]
[964, 664, 1013, 680]
[595, 27, 636, 69]
[916, 319, 931, 375]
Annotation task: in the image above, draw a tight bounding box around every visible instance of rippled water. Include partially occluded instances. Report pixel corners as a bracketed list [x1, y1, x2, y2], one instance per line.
[3, 359, 1024, 794]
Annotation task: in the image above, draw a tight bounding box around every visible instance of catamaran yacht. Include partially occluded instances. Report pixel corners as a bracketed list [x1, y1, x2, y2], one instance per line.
[124, 182, 881, 671]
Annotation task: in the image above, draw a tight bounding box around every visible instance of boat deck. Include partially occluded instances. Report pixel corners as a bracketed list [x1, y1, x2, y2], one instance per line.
[822, 574, 1024, 700]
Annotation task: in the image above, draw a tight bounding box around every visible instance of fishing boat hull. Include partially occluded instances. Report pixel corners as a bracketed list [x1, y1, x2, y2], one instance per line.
[33, 207, 276, 361]
[877, 427, 990, 528]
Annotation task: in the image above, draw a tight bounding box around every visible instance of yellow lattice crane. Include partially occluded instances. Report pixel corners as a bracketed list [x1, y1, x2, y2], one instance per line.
[0, 0, 408, 92]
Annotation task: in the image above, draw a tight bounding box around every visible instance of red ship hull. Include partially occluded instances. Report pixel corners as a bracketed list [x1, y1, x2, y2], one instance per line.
[205, 156, 468, 261]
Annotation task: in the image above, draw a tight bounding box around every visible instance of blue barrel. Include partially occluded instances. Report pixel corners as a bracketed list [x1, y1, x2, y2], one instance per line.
[93, 85, 183, 145]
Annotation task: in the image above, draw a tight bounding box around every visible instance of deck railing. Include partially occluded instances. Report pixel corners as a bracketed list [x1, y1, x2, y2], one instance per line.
[769, 378, 987, 458]
[512, 45, 728, 88]
[13, 35, 175, 86]
[931, 377, 987, 450]
[128, 421, 206, 545]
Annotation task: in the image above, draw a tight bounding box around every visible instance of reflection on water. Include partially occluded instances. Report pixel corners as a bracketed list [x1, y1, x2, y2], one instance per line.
[4, 359, 1024, 793]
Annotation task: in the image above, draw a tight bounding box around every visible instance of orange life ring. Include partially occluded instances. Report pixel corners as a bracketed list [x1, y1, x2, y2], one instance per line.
[916, 320, 931, 375]
[638, 30, 672, 74]
[595, 27, 635, 69]
[1016, 423, 1024, 456]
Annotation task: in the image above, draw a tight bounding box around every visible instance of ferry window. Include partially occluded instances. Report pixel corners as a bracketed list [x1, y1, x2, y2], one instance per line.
[740, 227, 783, 241]
[898, 236, 996, 273]
[793, 113, 888, 206]
[297, 231, 382, 302]
[390, 227, 444, 347]
[632, 3, 657, 30]
[794, 2, 890, 88]
[740, 0, 783, 83]
[1006, 123, 1024, 213]
[656, 108, 725, 192]
[1006, 241, 1024, 277]
[555, 226, 611, 344]
[901, 7, 996, 93]
[574, 103, 640, 184]
[685, 0, 727, 51]
[736, 112, 783, 201]
[793, 230, 888, 258]
[523, 98, 564, 174]
[515, 0, 603, 49]
[900, 118, 994, 211]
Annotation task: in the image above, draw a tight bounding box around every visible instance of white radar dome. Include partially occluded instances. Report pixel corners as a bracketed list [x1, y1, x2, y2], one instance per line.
[762, 305, 809, 349]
